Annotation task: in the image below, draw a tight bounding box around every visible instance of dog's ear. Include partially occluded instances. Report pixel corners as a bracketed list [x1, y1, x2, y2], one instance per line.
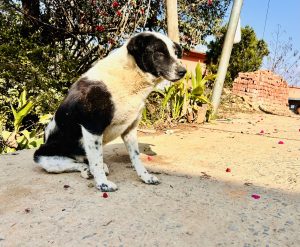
[127, 35, 145, 56]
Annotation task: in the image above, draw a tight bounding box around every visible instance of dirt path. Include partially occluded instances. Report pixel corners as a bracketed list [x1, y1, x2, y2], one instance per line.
[0, 113, 299, 247]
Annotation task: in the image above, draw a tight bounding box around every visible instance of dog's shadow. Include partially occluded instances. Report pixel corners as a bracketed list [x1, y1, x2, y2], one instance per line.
[104, 142, 156, 165]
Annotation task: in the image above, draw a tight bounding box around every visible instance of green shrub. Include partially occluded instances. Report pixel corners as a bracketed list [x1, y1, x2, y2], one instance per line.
[142, 62, 214, 126]
[0, 89, 50, 154]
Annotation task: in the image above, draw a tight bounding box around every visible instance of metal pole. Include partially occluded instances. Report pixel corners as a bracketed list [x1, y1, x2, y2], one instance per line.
[166, 0, 180, 42]
[211, 0, 243, 115]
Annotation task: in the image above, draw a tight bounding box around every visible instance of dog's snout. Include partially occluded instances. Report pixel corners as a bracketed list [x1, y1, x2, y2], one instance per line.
[177, 67, 187, 77]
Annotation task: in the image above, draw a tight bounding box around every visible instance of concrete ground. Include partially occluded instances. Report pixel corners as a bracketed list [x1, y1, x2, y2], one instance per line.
[0, 112, 299, 247]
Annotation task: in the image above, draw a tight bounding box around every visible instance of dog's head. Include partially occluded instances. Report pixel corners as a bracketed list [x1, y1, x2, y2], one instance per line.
[127, 32, 187, 82]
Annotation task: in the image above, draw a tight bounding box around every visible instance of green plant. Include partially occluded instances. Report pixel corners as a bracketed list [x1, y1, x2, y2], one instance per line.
[154, 62, 215, 123]
[0, 89, 48, 154]
[10, 90, 34, 132]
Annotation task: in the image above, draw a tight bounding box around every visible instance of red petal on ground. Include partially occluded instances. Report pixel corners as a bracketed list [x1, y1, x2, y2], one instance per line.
[147, 156, 153, 161]
[103, 192, 108, 198]
[278, 141, 284, 144]
[226, 168, 231, 172]
[260, 130, 264, 134]
[251, 194, 260, 199]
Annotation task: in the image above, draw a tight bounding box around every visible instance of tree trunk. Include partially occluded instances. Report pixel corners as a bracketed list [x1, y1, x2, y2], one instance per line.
[166, 0, 179, 42]
[21, 0, 40, 35]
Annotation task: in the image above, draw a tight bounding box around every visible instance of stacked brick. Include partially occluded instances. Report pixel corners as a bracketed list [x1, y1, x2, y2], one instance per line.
[232, 70, 290, 115]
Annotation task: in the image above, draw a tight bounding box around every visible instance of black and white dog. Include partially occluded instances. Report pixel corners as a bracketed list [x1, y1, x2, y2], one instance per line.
[34, 32, 186, 192]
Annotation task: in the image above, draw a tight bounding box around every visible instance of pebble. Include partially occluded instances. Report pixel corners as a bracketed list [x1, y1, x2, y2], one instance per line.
[165, 130, 174, 135]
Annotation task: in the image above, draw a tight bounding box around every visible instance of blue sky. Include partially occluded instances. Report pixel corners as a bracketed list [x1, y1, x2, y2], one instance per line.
[240, 0, 300, 52]
[194, 0, 300, 84]
[199, 0, 300, 54]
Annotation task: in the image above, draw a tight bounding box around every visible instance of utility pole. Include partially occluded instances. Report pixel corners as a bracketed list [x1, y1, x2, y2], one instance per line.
[211, 0, 244, 115]
[166, 0, 179, 42]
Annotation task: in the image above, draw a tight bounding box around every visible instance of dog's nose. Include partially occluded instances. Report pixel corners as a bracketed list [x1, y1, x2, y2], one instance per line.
[177, 67, 187, 77]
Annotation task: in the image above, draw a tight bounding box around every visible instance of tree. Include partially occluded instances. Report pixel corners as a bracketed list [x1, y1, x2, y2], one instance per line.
[5, 0, 232, 65]
[207, 25, 269, 87]
[0, 0, 232, 130]
[264, 25, 300, 86]
[178, 0, 232, 48]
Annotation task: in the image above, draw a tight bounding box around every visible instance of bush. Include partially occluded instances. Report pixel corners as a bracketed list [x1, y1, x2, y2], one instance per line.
[142, 63, 214, 126]
[0, 90, 50, 154]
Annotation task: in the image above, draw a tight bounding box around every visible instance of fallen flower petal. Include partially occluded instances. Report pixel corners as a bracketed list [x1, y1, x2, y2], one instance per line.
[226, 168, 231, 172]
[147, 156, 153, 161]
[259, 130, 264, 134]
[278, 141, 284, 144]
[251, 194, 260, 199]
[103, 192, 108, 198]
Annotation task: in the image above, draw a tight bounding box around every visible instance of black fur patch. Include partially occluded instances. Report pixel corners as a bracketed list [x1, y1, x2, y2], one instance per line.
[173, 42, 183, 59]
[127, 33, 175, 77]
[34, 77, 114, 158]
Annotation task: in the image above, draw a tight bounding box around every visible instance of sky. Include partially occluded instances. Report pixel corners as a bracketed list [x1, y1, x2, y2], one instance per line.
[198, 0, 300, 85]
[198, 0, 300, 53]
[240, 0, 300, 56]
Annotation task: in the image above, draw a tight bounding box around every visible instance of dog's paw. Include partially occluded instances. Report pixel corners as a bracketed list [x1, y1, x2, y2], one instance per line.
[103, 163, 109, 176]
[96, 180, 118, 192]
[141, 173, 160, 185]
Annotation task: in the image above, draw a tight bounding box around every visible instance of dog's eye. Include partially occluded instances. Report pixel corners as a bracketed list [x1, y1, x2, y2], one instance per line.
[175, 50, 182, 59]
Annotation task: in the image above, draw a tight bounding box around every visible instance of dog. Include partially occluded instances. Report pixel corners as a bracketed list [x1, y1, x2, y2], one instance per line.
[34, 31, 186, 192]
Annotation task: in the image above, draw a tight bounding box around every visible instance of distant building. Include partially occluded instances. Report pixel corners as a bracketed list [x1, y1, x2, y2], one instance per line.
[181, 50, 207, 73]
[288, 86, 300, 114]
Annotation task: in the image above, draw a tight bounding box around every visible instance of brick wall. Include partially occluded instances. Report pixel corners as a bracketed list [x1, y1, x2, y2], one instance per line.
[232, 70, 290, 115]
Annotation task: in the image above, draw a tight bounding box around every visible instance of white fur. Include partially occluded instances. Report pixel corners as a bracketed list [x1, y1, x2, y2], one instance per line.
[44, 119, 57, 141]
[84, 45, 162, 145]
[37, 155, 90, 178]
[122, 127, 159, 184]
[81, 126, 117, 191]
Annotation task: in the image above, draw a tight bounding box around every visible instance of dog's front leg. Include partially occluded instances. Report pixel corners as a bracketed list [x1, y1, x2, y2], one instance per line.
[122, 127, 159, 184]
[81, 126, 117, 192]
